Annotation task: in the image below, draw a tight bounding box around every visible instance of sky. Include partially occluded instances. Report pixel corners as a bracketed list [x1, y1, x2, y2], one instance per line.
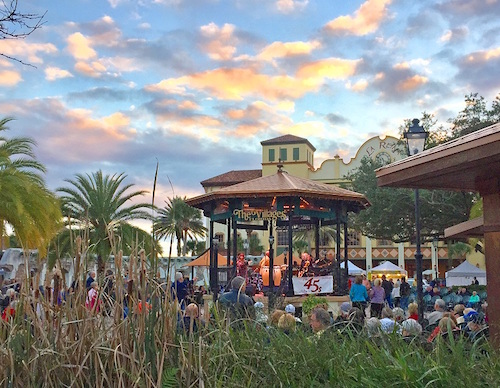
[0, 0, 499, 239]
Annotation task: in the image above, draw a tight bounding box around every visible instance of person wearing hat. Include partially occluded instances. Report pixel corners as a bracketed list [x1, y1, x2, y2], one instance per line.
[254, 301, 268, 324]
[334, 302, 352, 323]
[463, 310, 486, 341]
[285, 303, 302, 324]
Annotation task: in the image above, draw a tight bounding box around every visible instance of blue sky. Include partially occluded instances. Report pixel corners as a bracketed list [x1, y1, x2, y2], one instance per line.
[0, 0, 499, 211]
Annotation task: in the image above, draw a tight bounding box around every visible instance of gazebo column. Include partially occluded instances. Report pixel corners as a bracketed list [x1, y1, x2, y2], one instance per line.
[335, 213, 341, 294]
[232, 215, 238, 278]
[480, 178, 500, 347]
[288, 211, 294, 295]
[343, 221, 349, 294]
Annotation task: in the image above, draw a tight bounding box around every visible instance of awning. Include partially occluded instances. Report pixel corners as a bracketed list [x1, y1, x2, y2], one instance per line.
[184, 249, 228, 267]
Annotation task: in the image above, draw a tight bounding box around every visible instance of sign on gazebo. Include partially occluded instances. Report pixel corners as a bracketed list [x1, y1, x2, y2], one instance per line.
[292, 276, 333, 295]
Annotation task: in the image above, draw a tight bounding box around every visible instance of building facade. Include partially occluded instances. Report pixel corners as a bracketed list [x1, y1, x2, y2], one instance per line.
[199, 134, 482, 278]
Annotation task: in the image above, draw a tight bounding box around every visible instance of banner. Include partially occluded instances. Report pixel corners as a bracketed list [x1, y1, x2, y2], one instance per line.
[292, 276, 333, 295]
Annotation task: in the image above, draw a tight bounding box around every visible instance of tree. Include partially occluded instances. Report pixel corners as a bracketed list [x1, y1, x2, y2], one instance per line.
[345, 156, 473, 243]
[185, 239, 206, 256]
[154, 196, 206, 257]
[449, 93, 500, 139]
[57, 170, 152, 274]
[0, 117, 61, 255]
[1, 1, 46, 66]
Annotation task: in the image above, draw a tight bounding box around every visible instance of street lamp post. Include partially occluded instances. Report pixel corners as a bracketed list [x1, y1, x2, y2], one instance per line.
[404, 118, 429, 324]
[243, 239, 249, 257]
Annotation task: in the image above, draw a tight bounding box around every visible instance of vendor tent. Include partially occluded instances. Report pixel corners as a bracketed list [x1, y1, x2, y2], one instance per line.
[340, 260, 365, 275]
[369, 261, 407, 279]
[184, 249, 228, 267]
[445, 260, 486, 287]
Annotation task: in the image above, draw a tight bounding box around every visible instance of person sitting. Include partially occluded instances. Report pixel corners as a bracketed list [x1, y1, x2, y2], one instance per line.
[254, 301, 268, 325]
[427, 313, 459, 342]
[268, 309, 286, 329]
[463, 310, 486, 341]
[427, 298, 446, 326]
[285, 303, 302, 324]
[408, 302, 419, 321]
[392, 307, 405, 326]
[380, 307, 397, 334]
[218, 276, 255, 324]
[453, 304, 466, 325]
[467, 290, 480, 308]
[178, 303, 203, 334]
[335, 302, 352, 323]
[278, 313, 296, 335]
[365, 317, 381, 338]
[401, 318, 422, 338]
[309, 307, 331, 338]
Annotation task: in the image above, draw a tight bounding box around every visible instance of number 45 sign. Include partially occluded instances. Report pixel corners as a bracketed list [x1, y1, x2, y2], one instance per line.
[292, 276, 333, 295]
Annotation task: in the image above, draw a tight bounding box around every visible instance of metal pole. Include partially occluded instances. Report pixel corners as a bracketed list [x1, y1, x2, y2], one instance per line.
[288, 211, 294, 295]
[415, 188, 424, 323]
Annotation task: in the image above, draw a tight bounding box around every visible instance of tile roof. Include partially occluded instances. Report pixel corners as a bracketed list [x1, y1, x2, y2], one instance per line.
[261, 134, 316, 151]
[201, 169, 262, 187]
[188, 170, 369, 210]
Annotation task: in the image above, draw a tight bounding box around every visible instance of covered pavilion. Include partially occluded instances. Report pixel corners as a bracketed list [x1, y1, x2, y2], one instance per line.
[186, 166, 369, 299]
[375, 122, 500, 346]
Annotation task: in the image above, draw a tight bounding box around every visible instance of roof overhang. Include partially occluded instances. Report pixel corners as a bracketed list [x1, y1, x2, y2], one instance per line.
[376, 122, 500, 192]
[444, 216, 484, 239]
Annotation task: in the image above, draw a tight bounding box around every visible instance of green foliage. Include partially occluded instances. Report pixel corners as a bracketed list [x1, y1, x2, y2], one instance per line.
[345, 157, 473, 242]
[154, 196, 206, 257]
[301, 293, 329, 316]
[448, 242, 471, 259]
[0, 117, 62, 256]
[249, 232, 263, 255]
[449, 93, 500, 139]
[56, 170, 152, 272]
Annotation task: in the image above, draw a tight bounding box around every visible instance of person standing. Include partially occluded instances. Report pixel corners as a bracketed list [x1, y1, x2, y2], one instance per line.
[86, 271, 96, 291]
[381, 275, 394, 308]
[391, 279, 401, 308]
[369, 278, 385, 318]
[399, 277, 411, 312]
[349, 275, 368, 316]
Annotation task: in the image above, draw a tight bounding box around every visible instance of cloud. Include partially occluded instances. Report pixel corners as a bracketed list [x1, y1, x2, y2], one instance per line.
[296, 58, 360, 82]
[0, 40, 57, 64]
[0, 70, 22, 86]
[147, 68, 319, 101]
[325, 113, 349, 125]
[199, 23, 238, 61]
[455, 47, 500, 92]
[345, 78, 368, 92]
[74, 60, 107, 77]
[67, 32, 97, 60]
[45, 67, 73, 81]
[324, 0, 393, 36]
[257, 40, 321, 62]
[276, 0, 309, 14]
[439, 27, 469, 43]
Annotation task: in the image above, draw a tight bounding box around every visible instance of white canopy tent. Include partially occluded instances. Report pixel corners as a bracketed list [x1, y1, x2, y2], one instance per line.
[340, 260, 366, 275]
[445, 260, 486, 287]
[369, 261, 407, 280]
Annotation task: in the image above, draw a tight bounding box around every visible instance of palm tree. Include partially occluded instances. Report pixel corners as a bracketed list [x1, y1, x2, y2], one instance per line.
[57, 170, 153, 274]
[154, 196, 206, 257]
[0, 117, 61, 255]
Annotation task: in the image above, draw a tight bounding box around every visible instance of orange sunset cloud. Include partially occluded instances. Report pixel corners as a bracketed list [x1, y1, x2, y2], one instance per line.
[325, 0, 392, 36]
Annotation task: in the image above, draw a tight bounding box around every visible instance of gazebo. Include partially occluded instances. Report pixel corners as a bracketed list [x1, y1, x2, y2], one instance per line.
[186, 166, 369, 299]
[376, 121, 500, 346]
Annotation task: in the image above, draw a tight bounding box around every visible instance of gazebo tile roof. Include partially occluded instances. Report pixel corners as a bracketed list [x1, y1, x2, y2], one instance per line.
[187, 170, 369, 209]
